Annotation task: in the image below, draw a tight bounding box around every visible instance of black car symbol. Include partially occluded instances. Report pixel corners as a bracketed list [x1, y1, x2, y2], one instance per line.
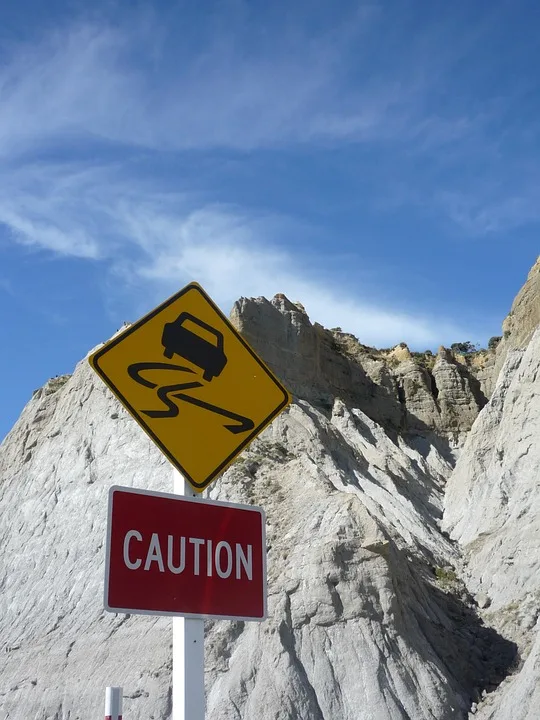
[161, 312, 227, 382]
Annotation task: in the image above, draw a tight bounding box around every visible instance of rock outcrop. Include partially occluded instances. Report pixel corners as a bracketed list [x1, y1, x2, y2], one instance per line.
[230, 295, 403, 433]
[231, 295, 487, 444]
[443, 328, 540, 720]
[499, 256, 540, 354]
[443, 331, 540, 609]
[480, 256, 540, 395]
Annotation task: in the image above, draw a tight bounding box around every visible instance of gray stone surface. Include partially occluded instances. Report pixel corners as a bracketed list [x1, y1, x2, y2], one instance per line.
[231, 295, 486, 442]
[431, 349, 487, 439]
[493, 256, 540, 379]
[0, 365, 174, 719]
[230, 295, 404, 434]
[475, 620, 540, 720]
[443, 327, 540, 720]
[443, 329, 540, 610]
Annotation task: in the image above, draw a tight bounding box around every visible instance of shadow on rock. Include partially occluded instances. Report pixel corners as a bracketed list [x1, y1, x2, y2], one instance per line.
[404, 558, 519, 710]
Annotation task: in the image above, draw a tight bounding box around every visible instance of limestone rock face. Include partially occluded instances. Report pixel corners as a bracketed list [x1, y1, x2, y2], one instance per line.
[443, 329, 540, 609]
[489, 256, 540, 387]
[0, 364, 174, 720]
[474, 625, 540, 720]
[501, 257, 540, 351]
[443, 327, 540, 719]
[431, 350, 487, 437]
[229, 295, 403, 433]
[393, 358, 440, 434]
[231, 296, 486, 442]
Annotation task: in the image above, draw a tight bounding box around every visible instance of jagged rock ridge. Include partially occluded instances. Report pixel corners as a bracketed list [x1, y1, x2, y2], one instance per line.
[231, 295, 488, 444]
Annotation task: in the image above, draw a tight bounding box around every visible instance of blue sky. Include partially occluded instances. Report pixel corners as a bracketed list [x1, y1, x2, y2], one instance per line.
[1, 0, 539, 440]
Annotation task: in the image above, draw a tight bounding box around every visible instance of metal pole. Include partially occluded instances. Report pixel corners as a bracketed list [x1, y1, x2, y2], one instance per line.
[104, 686, 122, 720]
[172, 469, 205, 720]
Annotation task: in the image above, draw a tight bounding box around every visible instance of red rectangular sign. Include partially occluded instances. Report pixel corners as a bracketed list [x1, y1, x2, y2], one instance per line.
[105, 486, 267, 621]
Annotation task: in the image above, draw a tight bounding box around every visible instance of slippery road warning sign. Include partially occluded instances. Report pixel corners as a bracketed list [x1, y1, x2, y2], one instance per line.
[89, 282, 291, 491]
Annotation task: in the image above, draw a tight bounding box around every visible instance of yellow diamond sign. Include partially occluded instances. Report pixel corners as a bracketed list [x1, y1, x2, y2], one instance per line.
[89, 282, 291, 492]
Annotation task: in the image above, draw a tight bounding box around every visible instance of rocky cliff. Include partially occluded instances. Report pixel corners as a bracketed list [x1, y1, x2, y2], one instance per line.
[0, 260, 538, 719]
[443, 326, 540, 720]
[231, 295, 487, 443]
[496, 257, 540, 366]
[478, 255, 540, 397]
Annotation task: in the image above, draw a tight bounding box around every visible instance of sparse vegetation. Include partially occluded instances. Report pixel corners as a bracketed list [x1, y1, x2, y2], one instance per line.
[488, 336, 502, 351]
[238, 440, 292, 475]
[328, 328, 381, 361]
[451, 341, 478, 354]
[411, 351, 436, 370]
[408, 378, 422, 394]
[434, 566, 458, 585]
[43, 375, 71, 396]
[323, 325, 493, 379]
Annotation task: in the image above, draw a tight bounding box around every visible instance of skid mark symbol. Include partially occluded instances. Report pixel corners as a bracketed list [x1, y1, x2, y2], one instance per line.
[128, 362, 254, 434]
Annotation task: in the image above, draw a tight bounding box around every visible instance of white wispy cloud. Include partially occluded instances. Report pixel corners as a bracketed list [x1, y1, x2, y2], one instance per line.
[0, 160, 475, 348]
[0, 11, 504, 238]
[0, 163, 108, 257]
[1, 8, 534, 240]
[0, 25, 133, 156]
[0, 13, 475, 156]
[137, 229, 469, 349]
[438, 184, 540, 235]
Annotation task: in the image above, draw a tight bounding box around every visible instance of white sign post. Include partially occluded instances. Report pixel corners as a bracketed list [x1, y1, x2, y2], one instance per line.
[172, 469, 205, 720]
[104, 686, 122, 720]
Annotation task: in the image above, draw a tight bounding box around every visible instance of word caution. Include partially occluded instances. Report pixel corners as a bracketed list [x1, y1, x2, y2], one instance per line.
[123, 531, 253, 580]
[105, 487, 267, 620]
